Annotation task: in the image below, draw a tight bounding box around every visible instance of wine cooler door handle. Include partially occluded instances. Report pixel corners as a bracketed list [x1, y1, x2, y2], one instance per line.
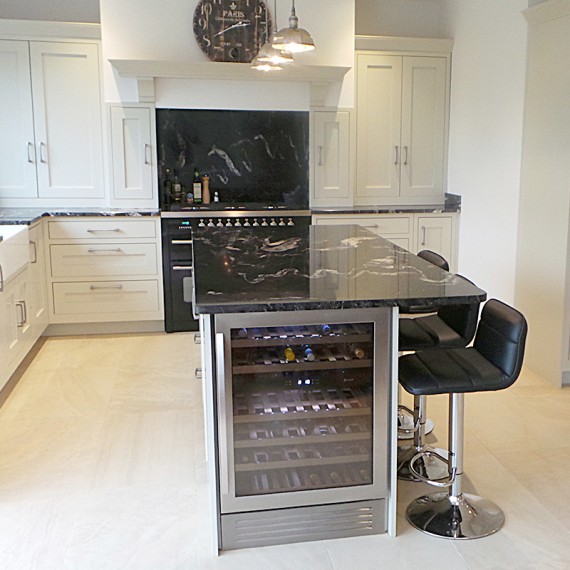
[215, 332, 230, 496]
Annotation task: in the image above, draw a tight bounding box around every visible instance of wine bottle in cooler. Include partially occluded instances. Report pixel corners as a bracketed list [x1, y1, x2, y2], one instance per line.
[193, 168, 203, 204]
[349, 344, 366, 359]
[284, 347, 296, 362]
[302, 345, 316, 361]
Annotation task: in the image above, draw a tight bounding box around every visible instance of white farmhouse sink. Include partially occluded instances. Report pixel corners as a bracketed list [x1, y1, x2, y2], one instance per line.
[0, 225, 30, 288]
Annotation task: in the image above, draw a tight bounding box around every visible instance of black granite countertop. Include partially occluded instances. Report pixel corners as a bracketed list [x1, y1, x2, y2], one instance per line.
[0, 208, 160, 225]
[311, 193, 461, 215]
[193, 224, 484, 314]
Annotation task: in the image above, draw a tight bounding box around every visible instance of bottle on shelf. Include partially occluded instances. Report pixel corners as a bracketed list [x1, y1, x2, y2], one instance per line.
[348, 344, 366, 359]
[193, 168, 203, 204]
[162, 168, 172, 205]
[284, 347, 296, 362]
[214, 191, 220, 203]
[202, 175, 211, 204]
[320, 324, 332, 336]
[303, 345, 316, 362]
[171, 170, 182, 202]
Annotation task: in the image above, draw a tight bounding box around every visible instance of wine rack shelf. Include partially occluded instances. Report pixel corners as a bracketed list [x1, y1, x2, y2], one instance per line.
[233, 358, 372, 375]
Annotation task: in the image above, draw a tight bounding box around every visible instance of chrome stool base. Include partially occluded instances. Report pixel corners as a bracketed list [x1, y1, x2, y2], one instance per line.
[406, 492, 505, 539]
[398, 416, 434, 440]
[397, 446, 448, 482]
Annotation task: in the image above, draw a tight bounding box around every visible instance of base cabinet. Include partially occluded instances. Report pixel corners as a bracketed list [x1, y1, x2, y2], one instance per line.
[46, 217, 164, 324]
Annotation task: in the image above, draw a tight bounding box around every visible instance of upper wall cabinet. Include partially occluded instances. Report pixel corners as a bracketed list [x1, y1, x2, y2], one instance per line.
[109, 105, 157, 206]
[0, 40, 104, 200]
[355, 51, 449, 206]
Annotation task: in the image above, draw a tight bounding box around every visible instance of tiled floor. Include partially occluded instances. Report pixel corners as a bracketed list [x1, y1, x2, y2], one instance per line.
[0, 333, 569, 569]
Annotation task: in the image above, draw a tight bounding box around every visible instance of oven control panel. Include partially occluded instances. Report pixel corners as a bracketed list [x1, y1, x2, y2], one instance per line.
[197, 217, 296, 228]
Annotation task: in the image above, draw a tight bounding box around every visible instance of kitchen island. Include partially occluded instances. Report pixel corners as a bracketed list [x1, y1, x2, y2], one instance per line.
[192, 224, 485, 553]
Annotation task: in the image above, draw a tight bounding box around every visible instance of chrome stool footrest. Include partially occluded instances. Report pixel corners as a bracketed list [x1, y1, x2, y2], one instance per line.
[409, 449, 453, 487]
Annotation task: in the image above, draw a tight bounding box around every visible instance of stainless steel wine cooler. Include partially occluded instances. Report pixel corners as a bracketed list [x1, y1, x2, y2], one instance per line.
[204, 308, 393, 550]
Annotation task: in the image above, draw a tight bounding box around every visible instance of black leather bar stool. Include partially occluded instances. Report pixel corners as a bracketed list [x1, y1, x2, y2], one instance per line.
[399, 299, 527, 539]
[398, 275, 480, 481]
[397, 250, 451, 445]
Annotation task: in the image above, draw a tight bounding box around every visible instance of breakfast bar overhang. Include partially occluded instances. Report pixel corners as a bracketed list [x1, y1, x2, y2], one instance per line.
[192, 224, 486, 553]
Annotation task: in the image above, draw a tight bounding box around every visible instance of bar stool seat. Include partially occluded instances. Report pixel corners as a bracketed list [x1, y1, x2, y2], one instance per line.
[399, 299, 527, 539]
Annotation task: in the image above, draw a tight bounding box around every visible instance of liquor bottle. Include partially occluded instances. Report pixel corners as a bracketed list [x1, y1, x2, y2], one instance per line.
[171, 171, 182, 202]
[349, 344, 366, 359]
[193, 168, 202, 204]
[202, 175, 211, 204]
[284, 347, 296, 362]
[163, 168, 172, 205]
[303, 345, 316, 362]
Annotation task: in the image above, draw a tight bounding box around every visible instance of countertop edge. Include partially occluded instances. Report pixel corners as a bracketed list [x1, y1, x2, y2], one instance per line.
[0, 208, 160, 225]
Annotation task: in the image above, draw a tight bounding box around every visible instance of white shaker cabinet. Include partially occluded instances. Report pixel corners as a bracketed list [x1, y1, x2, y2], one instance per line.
[312, 110, 353, 207]
[355, 53, 449, 206]
[0, 39, 104, 200]
[27, 221, 49, 340]
[109, 105, 158, 206]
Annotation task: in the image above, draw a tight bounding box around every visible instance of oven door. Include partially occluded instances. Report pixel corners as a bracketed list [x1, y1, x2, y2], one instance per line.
[168, 263, 199, 332]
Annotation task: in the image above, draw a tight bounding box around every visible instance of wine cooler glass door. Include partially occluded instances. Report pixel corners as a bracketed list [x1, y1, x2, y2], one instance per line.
[215, 308, 391, 514]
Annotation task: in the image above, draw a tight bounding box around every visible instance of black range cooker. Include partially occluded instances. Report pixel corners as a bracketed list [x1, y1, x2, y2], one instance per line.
[161, 204, 311, 333]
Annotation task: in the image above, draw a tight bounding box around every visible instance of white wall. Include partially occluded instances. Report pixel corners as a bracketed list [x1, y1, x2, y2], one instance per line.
[0, 0, 99, 22]
[355, 0, 446, 38]
[441, 0, 528, 303]
[100, 0, 355, 108]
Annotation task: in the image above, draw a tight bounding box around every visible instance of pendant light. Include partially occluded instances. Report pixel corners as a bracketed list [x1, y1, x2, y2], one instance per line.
[252, 1, 293, 71]
[272, 0, 315, 54]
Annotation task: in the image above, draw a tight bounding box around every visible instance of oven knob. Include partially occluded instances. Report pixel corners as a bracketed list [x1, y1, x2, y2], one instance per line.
[234, 219, 242, 226]
[252, 218, 259, 227]
[269, 218, 277, 226]
[225, 219, 232, 227]
[287, 218, 295, 226]
[261, 218, 268, 227]
[198, 219, 206, 227]
[207, 219, 215, 227]
[216, 219, 224, 227]
[278, 218, 286, 226]
[243, 218, 250, 227]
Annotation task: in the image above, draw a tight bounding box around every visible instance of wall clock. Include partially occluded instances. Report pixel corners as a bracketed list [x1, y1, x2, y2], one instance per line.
[193, 0, 271, 63]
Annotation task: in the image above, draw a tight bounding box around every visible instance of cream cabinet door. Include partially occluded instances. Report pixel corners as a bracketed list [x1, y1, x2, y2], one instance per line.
[110, 106, 155, 202]
[30, 41, 104, 198]
[356, 54, 402, 200]
[28, 223, 49, 339]
[0, 40, 37, 198]
[415, 216, 453, 265]
[313, 111, 351, 205]
[400, 57, 446, 198]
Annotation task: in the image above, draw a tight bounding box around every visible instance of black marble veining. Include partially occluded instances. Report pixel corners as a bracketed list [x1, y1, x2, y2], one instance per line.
[193, 224, 485, 314]
[0, 208, 159, 225]
[156, 109, 309, 207]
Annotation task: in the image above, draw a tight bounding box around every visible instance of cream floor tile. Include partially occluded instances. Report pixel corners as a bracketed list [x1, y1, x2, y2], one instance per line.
[0, 492, 79, 570]
[24, 336, 97, 371]
[61, 486, 197, 570]
[0, 417, 104, 499]
[92, 409, 197, 489]
[0, 366, 119, 420]
[108, 366, 201, 413]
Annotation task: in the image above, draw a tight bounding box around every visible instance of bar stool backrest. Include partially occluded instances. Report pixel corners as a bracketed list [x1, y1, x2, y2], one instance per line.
[417, 250, 450, 271]
[474, 299, 528, 385]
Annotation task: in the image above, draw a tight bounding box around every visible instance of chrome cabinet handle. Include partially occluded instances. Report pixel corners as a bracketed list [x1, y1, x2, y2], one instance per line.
[86, 228, 122, 234]
[403, 146, 409, 165]
[27, 142, 35, 163]
[89, 284, 124, 290]
[144, 143, 151, 165]
[30, 240, 38, 264]
[394, 146, 399, 165]
[363, 224, 379, 229]
[194, 333, 201, 344]
[421, 227, 426, 246]
[194, 367, 203, 381]
[0, 264, 3, 292]
[171, 239, 193, 245]
[87, 248, 123, 253]
[173, 265, 193, 272]
[16, 301, 26, 327]
[318, 145, 323, 166]
[39, 142, 48, 163]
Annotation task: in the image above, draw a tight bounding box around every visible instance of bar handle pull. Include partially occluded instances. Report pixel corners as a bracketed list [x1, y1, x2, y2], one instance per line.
[30, 240, 38, 264]
[27, 142, 35, 163]
[403, 146, 408, 165]
[86, 228, 122, 233]
[421, 226, 426, 246]
[144, 143, 151, 165]
[318, 145, 323, 166]
[171, 239, 193, 245]
[89, 284, 124, 290]
[39, 142, 48, 163]
[0, 264, 3, 292]
[394, 146, 399, 165]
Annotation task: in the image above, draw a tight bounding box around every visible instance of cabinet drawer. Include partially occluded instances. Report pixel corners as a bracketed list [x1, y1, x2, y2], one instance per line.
[47, 219, 157, 240]
[315, 215, 410, 234]
[50, 243, 158, 277]
[52, 280, 160, 315]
